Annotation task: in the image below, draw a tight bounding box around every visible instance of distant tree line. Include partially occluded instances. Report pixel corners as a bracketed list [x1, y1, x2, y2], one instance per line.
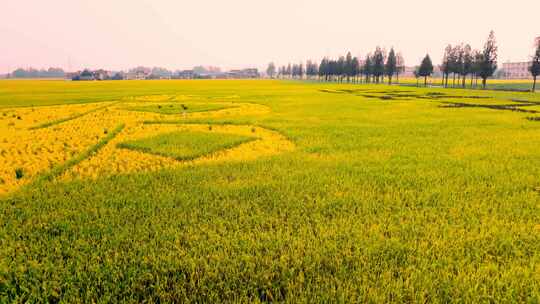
[272, 48, 405, 85]
[269, 31, 540, 91]
[10, 68, 65, 78]
[276, 62, 319, 80]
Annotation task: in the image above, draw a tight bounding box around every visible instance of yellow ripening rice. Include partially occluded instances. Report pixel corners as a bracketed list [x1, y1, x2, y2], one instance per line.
[62, 123, 294, 180]
[0, 102, 114, 130]
[0, 96, 291, 195]
[0, 103, 118, 195]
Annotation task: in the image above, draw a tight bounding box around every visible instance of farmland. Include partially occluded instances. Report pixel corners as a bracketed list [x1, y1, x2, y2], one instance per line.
[1, 79, 540, 302]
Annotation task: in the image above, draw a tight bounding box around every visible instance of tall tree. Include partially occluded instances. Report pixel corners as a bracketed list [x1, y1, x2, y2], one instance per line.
[372, 47, 385, 83]
[471, 50, 483, 88]
[530, 40, 540, 92]
[385, 48, 397, 84]
[328, 59, 336, 81]
[286, 64, 292, 79]
[396, 52, 405, 84]
[413, 66, 420, 87]
[461, 44, 473, 88]
[440, 44, 453, 87]
[305, 60, 318, 80]
[448, 45, 460, 87]
[363, 55, 373, 83]
[337, 56, 345, 82]
[351, 57, 360, 83]
[454, 44, 464, 87]
[478, 31, 498, 89]
[319, 58, 328, 81]
[345, 52, 353, 82]
[418, 54, 434, 86]
[266, 62, 276, 79]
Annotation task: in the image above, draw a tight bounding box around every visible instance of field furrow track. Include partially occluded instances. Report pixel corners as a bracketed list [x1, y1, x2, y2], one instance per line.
[29, 100, 123, 130]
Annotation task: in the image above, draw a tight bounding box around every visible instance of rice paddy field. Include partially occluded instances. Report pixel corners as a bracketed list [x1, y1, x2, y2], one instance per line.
[1, 79, 540, 302]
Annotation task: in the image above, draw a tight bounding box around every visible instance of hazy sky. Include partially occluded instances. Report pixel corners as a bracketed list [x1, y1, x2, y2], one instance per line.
[2, 0, 539, 73]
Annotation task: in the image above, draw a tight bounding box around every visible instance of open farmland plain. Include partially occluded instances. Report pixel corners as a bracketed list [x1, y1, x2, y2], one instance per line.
[1, 80, 540, 302]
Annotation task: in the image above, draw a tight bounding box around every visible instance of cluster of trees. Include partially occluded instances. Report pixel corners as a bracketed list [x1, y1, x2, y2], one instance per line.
[439, 31, 498, 89]
[318, 52, 360, 83]
[10, 67, 65, 78]
[357, 48, 405, 84]
[316, 48, 405, 84]
[410, 31, 498, 88]
[274, 62, 320, 79]
[270, 48, 405, 84]
[268, 31, 540, 91]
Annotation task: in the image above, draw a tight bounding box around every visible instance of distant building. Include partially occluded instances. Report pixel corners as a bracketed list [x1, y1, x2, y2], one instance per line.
[74, 70, 95, 81]
[401, 66, 417, 78]
[70, 69, 113, 81]
[226, 68, 259, 79]
[148, 67, 172, 79]
[401, 66, 441, 78]
[500, 36, 538, 79]
[502, 62, 532, 79]
[125, 67, 151, 80]
[173, 70, 195, 79]
[111, 72, 125, 80]
[93, 69, 111, 80]
[65, 72, 79, 80]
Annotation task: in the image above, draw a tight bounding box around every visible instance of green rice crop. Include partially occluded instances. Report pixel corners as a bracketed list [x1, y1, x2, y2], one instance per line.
[0, 79, 539, 302]
[117, 131, 256, 161]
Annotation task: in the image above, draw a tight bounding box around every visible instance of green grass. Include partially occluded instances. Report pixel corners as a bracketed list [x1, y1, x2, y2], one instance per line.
[117, 131, 256, 161]
[124, 103, 234, 115]
[1, 80, 540, 302]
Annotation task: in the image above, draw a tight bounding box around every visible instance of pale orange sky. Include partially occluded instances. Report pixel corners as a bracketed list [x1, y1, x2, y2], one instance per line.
[1, 0, 539, 73]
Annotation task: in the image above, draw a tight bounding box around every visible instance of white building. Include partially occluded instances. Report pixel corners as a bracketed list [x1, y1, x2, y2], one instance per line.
[502, 62, 532, 79]
[501, 36, 539, 79]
